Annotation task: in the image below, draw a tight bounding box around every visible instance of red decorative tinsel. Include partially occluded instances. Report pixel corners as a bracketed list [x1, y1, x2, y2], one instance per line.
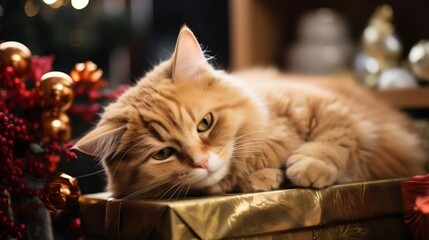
[401, 174, 429, 240]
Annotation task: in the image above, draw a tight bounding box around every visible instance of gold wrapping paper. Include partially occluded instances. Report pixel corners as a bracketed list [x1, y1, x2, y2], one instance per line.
[79, 178, 412, 239]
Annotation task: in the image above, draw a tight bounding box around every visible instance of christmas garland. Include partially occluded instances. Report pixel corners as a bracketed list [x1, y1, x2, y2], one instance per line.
[0, 41, 128, 239]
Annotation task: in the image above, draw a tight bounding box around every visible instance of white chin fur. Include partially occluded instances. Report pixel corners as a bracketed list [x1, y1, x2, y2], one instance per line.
[190, 153, 229, 188]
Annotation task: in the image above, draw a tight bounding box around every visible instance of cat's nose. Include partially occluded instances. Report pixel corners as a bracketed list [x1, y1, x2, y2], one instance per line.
[193, 154, 209, 169]
[197, 159, 209, 169]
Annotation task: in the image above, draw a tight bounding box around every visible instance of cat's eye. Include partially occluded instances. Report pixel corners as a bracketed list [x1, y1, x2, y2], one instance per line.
[153, 147, 175, 160]
[197, 113, 213, 132]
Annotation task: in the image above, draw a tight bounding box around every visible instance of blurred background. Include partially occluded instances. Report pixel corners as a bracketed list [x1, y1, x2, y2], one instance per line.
[1, 0, 429, 194]
[0, 0, 230, 86]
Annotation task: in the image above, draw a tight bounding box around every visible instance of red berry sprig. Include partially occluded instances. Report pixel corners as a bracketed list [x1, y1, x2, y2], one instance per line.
[0, 67, 35, 112]
[0, 112, 30, 189]
[0, 194, 28, 240]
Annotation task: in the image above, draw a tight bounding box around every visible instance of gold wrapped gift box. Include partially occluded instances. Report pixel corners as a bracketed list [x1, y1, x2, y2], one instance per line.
[79, 178, 412, 239]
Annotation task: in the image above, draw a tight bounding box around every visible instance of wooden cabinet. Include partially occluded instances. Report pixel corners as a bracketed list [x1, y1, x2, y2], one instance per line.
[229, 0, 286, 70]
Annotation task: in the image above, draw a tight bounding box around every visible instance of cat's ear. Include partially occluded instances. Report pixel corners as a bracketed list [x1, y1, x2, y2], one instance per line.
[172, 26, 211, 82]
[73, 123, 125, 159]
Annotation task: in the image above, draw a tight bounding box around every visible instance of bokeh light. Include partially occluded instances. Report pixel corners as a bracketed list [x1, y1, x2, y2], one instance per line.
[24, 0, 39, 17]
[71, 0, 89, 10]
[43, 0, 57, 5]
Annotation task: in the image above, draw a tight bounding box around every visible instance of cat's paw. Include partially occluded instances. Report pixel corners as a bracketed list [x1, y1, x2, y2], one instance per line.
[286, 155, 338, 188]
[243, 168, 284, 192]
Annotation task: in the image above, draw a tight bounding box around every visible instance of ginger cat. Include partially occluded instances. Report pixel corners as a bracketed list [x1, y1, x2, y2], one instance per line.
[74, 26, 427, 199]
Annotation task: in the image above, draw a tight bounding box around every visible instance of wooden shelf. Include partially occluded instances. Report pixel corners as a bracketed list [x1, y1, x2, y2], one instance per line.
[229, 1, 429, 112]
[374, 87, 429, 109]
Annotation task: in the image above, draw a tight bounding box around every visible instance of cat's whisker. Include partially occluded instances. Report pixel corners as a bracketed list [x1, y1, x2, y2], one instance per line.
[109, 135, 148, 160]
[235, 140, 271, 145]
[221, 133, 269, 150]
[231, 149, 268, 158]
[230, 153, 270, 159]
[233, 141, 269, 150]
[111, 138, 147, 183]
[116, 134, 147, 145]
[231, 146, 268, 153]
[122, 179, 171, 200]
[184, 182, 192, 198]
[232, 147, 271, 156]
[234, 148, 269, 154]
[171, 182, 186, 201]
[224, 138, 270, 150]
[232, 144, 268, 150]
[233, 129, 273, 142]
[166, 181, 186, 200]
[171, 182, 185, 200]
[232, 149, 267, 155]
[177, 184, 187, 200]
[228, 155, 274, 167]
[231, 148, 267, 154]
[158, 181, 183, 200]
[74, 169, 106, 179]
[234, 139, 271, 146]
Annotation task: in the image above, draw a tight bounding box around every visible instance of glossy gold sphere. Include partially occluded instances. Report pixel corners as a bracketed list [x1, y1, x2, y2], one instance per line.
[40, 113, 71, 144]
[40, 172, 81, 214]
[362, 25, 402, 60]
[36, 71, 74, 115]
[409, 40, 429, 81]
[0, 41, 32, 79]
[362, 5, 401, 60]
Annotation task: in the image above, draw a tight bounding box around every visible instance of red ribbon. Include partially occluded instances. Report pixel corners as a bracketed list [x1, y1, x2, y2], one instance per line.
[401, 174, 429, 240]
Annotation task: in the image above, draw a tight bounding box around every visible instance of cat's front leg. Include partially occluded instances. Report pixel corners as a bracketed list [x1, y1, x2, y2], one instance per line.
[238, 168, 284, 192]
[286, 142, 348, 188]
[286, 154, 338, 188]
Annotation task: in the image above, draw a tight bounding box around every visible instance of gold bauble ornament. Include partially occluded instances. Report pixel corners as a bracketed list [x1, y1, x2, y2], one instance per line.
[362, 5, 402, 60]
[409, 40, 429, 81]
[36, 71, 74, 115]
[0, 41, 32, 79]
[40, 113, 71, 144]
[40, 172, 81, 214]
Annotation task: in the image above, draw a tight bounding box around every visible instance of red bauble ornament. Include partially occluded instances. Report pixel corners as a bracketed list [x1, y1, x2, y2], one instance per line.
[40, 172, 81, 214]
[0, 41, 32, 80]
[36, 71, 74, 116]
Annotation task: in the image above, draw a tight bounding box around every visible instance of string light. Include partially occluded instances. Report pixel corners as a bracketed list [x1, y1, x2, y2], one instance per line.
[47, 0, 64, 9]
[25, 0, 89, 15]
[42, 0, 57, 4]
[71, 0, 89, 10]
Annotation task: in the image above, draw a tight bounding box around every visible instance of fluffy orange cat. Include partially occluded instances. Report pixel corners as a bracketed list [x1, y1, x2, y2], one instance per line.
[74, 26, 427, 199]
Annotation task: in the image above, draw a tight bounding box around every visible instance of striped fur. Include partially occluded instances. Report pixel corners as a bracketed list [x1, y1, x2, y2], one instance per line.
[74, 27, 427, 199]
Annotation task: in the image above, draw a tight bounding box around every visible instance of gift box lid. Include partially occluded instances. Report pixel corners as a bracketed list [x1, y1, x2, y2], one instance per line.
[79, 178, 405, 239]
